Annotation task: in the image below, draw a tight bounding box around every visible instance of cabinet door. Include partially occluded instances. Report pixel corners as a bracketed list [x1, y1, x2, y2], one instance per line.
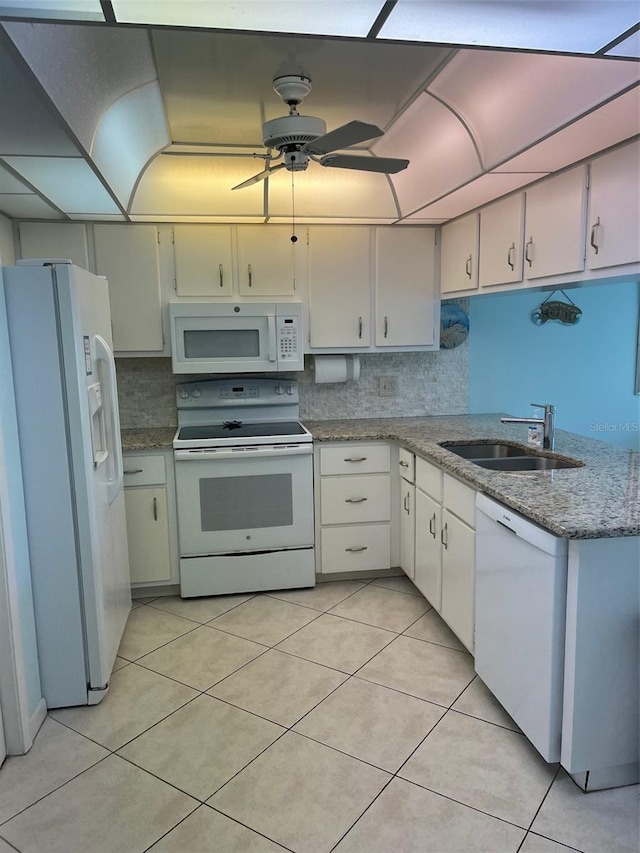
[400, 481, 416, 580]
[414, 489, 442, 609]
[94, 224, 163, 352]
[18, 222, 89, 269]
[479, 194, 525, 287]
[124, 487, 172, 584]
[308, 226, 371, 347]
[173, 225, 233, 296]
[588, 140, 640, 270]
[524, 166, 587, 280]
[236, 225, 297, 295]
[440, 212, 479, 294]
[441, 510, 475, 652]
[375, 228, 437, 346]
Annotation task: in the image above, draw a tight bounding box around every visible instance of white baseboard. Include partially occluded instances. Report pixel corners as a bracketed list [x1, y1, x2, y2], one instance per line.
[27, 698, 47, 748]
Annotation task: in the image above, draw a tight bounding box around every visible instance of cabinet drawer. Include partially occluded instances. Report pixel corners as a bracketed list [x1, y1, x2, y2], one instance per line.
[443, 474, 476, 528]
[321, 474, 391, 524]
[416, 456, 443, 502]
[320, 444, 390, 476]
[321, 524, 391, 574]
[398, 447, 415, 483]
[123, 454, 166, 487]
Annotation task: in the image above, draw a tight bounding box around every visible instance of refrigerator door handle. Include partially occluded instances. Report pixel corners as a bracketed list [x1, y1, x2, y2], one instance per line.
[94, 334, 123, 505]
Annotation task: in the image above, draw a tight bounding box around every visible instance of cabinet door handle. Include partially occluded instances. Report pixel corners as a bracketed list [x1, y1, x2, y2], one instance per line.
[507, 242, 515, 270]
[465, 255, 472, 278]
[358, 316, 363, 339]
[345, 546, 368, 552]
[590, 217, 600, 255]
[383, 315, 389, 338]
[153, 497, 158, 521]
[247, 263, 252, 287]
[403, 493, 411, 514]
[345, 497, 368, 504]
[429, 513, 436, 538]
[344, 456, 367, 462]
[124, 468, 143, 475]
[441, 521, 448, 549]
[525, 237, 534, 267]
[219, 263, 224, 288]
[399, 460, 409, 468]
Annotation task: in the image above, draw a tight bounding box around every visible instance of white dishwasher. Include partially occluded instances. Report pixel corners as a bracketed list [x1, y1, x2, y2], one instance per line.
[475, 493, 568, 763]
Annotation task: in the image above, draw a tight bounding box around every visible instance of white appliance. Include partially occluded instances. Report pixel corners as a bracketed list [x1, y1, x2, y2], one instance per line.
[1, 260, 130, 708]
[169, 301, 304, 374]
[474, 493, 568, 762]
[173, 377, 314, 596]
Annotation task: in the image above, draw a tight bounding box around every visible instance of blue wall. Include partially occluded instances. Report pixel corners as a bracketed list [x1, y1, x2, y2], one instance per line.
[468, 279, 640, 450]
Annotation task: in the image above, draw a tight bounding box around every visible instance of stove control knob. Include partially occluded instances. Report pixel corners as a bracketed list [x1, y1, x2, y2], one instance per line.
[275, 385, 284, 395]
[191, 387, 201, 398]
[286, 384, 294, 395]
[179, 388, 189, 400]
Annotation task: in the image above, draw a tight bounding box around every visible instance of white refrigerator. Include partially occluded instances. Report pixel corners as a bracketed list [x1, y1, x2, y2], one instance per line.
[2, 260, 130, 708]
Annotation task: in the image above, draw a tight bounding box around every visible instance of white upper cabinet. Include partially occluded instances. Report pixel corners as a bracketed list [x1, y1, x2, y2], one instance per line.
[440, 212, 479, 293]
[587, 140, 640, 271]
[236, 225, 298, 296]
[375, 228, 437, 347]
[94, 224, 164, 353]
[523, 165, 587, 280]
[17, 222, 89, 269]
[479, 194, 525, 287]
[308, 226, 372, 348]
[173, 225, 234, 296]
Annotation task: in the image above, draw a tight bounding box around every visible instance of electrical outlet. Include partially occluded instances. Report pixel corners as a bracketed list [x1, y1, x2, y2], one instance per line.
[378, 377, 398, 397]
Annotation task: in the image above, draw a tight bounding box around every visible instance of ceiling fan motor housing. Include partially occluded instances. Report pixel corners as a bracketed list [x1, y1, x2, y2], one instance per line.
[262, 114, 327, 150]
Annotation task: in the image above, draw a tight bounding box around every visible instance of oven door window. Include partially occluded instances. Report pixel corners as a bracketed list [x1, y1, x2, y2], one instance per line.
[200, 473, 292, 531]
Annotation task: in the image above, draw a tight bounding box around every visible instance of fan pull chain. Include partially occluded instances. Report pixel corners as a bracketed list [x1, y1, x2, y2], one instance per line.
[290, 171, 297, 290]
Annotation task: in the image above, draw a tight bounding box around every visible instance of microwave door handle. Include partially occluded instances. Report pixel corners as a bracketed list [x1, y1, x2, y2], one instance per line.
[267, 315, 277, 362]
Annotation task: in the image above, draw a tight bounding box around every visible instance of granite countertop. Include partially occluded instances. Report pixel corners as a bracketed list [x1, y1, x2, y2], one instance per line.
[121, 416, 640, 540]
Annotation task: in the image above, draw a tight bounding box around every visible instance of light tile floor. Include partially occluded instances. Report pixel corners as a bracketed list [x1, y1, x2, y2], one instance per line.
[0, 576, 638, 853]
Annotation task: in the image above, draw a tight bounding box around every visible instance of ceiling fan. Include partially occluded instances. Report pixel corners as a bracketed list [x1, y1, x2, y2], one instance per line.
[232, 73, 409, 190]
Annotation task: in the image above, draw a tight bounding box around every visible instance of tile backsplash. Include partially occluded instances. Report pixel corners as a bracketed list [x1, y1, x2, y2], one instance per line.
[116, 342, 468, 429]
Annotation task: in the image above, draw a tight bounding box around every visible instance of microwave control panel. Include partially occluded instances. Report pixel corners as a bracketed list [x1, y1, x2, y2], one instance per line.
[277, 316, 300, 362]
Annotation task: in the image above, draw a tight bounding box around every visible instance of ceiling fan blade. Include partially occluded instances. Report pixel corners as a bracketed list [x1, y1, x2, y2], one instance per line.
[304, 120, 384, 155]
[320, 154, 409, 174]
[232, 162, 286, 190]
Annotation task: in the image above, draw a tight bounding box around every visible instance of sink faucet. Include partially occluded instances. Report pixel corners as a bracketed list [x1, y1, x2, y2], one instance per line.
[500, 403, 556, 450]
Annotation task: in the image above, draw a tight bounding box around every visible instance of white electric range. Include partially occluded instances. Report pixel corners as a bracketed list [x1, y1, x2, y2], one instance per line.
[173, 377, 315, 597]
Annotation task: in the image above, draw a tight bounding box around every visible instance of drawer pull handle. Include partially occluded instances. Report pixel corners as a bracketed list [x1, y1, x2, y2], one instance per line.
[124, 468, 144, 475]
[345, 497, 368, 504]
[344, 457, 367, 462]
[429, 513, 436, 538]
[399, 460, 409, 468]
[441, 522, 448, 549]
[153, 497, 158, 521]
[345, 546, 368, 552]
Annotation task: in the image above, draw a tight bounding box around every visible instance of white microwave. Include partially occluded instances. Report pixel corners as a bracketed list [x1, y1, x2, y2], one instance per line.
[169, 302, 304, 374]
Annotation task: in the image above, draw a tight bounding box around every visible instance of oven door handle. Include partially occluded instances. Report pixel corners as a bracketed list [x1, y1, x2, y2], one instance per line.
[174, 445, 313, 461]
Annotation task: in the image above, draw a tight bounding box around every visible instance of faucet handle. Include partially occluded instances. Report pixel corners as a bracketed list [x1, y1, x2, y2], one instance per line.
[531, 402, 555, 412]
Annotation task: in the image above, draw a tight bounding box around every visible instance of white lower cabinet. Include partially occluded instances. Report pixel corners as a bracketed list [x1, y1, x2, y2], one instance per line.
[316, 442, 391, 575]
[123, 451, 178, 589]
[414, 457, 476, 652]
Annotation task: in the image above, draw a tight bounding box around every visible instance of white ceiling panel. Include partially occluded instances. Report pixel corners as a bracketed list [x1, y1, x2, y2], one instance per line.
[267, 216, 398, 224]
[2, 156, 120, 213]
[606, 29, 640, 59]
[131, 155, 266, 217]
[3, 21, 157, 150]
[492, 90, 640, 173]
[0, 163, 30, 192]
[428, 50, 640, 170]
[267, 163, 398, 219]
[153, 29, 451, 146]
[376, 93, 482, 215]
[0, 1, 103, 20]
[129, 215, 268, 223]
[379, 0, 640, 54]
[113, 0, 386, 37]
[0, 193, 62, 218]
[90, 81, 170, 208]
[406, 172, 547, 221]
[67, 213, 126, 221]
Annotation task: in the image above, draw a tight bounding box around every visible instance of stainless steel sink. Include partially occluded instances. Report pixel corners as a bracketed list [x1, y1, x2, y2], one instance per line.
[439, 441, 583, 472]
[439, 442, 534, 459]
